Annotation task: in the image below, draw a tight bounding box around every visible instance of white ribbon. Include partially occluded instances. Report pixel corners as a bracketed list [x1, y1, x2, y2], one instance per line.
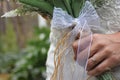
[51, 1, 101, 80]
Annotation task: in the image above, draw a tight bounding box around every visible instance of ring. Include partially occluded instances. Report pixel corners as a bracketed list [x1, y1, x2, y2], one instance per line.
[91, 58, 97, 63]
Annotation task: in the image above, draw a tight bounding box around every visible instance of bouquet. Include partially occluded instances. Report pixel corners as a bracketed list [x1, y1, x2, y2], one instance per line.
[2, 0, 115, 80]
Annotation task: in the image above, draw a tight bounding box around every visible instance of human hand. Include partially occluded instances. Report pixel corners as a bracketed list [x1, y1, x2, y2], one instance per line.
[72, 32, 120, 76]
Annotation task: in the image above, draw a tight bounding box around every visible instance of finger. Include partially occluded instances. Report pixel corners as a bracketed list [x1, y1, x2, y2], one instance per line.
[73, 33, 92, 61]
[88, 56, 117, 76]
[77, 47, 89, 66]
[87, 50, 109, 71]
[73, 37, 91, 61]
[89, 34, 112, 58]
[73, 35, 91, 52]
[90, 41, 105, 58]
[72, 39, 79, 56]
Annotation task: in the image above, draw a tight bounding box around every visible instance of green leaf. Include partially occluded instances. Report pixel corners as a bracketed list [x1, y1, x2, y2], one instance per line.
[19, 0, 54, 15]
[62, 0, 73, 17]
[97, 72, 114, 80]
[71, 0, 85, 18]
[53, 0, 67, 12]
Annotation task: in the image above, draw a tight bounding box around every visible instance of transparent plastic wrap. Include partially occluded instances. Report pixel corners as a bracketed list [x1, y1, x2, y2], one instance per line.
[50, 1, 102, 80]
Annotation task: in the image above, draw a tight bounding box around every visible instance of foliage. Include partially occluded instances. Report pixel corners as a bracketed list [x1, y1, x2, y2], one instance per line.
[2, 0, 105, 18]
[0, 38, 3, 52]
[0, 52, 25, 74]
[19, 0, 85, 18]
[0, 27, 50, 80]
[10, 27, 50, 80]
[2, 0, 85, 18]
[0, 22, 18, 53]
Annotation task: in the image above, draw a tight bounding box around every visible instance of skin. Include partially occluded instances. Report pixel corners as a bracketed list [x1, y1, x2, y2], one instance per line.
[72, 32, 120, 76]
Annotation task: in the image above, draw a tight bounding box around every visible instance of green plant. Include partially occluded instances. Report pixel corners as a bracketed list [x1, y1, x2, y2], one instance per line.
[2, 0, 114, 80]
[10, 27, 50, 80]
[0, 52, 26, 74]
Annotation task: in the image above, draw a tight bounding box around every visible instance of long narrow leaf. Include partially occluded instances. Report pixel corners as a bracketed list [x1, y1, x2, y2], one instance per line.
[19, 0, 54, 15]
[52, 0, 67, 12]
[71, 0, 85, 18]
[62, 0, 73, 17]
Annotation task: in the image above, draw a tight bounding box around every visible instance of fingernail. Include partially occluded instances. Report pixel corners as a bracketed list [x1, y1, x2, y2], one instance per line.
[87, 71, 94, 76]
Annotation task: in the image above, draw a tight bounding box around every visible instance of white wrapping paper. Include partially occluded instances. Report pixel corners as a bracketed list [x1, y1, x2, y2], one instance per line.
[46, 0, 120, 80]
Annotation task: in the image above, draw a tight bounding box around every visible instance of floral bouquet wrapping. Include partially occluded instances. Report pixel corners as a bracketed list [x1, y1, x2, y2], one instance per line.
[2, 0, 116, 80]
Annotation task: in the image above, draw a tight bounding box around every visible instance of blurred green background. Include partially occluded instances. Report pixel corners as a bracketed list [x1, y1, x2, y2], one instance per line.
[0, 1, 50, 80]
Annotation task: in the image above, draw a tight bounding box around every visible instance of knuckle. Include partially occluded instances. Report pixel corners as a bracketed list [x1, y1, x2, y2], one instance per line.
[110, 56, 119, 62]
[93, 34, 99, 41]
[96, 41, 104, 47]
[104, 47, 112, 54]
[95, 67, 103, 73]
[93, 34, 106, 47]
[72, 42, 77, 49]
[87, 60, 93, 69]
